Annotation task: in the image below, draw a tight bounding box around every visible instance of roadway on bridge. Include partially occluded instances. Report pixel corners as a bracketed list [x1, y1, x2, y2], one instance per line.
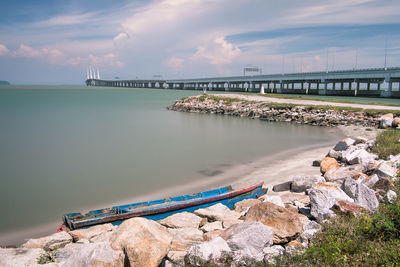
[211, 94, 400, 111]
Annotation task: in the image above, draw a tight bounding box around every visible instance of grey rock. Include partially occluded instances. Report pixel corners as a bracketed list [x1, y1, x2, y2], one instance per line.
[69, 223, 115, 242]
[362, 174, 379, 188]
[354, 136, 368, 144]
[380, 117, 393, 129]
[373, 162, 398, 179]
[324, 165, 363, 184]
[53, 243, 82, 263]
[385, 190, 397, 204]
[388, 154, 400, 168]
[291, 175, 325, 193]
[333, 138, 355, 151]
[312, 160, 321, 167]
[285, 241, 305, 256]
[57, 242, 124, 267]
[220, 222, 274, 262]
[263, 195, 285, 207]
[272, 181, 292, 192]
[343, 149, 377, 169]
[21, 231, 72, 251]
[0, 247, 56, 267]
[263, 245, 285, 264]
[342, 177, 359, 199]
[327, 149, 342, 160]
[185, 236, 231, 266]
[355, 183, 379, 211]
[309, 182, 354, 222]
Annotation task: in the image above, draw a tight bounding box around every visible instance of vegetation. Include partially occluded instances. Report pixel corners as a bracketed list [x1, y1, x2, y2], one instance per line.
[257, 93, 400, 107]
[274, 181, 400, 266]
[372, 130, 400, 159]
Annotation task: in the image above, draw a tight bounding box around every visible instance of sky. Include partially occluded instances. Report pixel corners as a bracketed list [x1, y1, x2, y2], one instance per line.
[0, 0, 400, 85]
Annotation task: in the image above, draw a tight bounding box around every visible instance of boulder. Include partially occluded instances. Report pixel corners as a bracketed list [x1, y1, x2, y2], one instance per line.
[203, 230, 224, 241]
[373, 162, 398, 179]
[159, 212, 203, 229]
[245, 202, 303, 244]
[194, 203, 241, 223]
[342, 149, 377, 169]
[69, 223, 115, 242]
[324, 165, 363, 184]
[354, 136, 368, 144]
[200, 221, 223, 232]
[333, 138, 355, 151]
[110, 217, 173, 267]
[291, 175, 325, 193]
[380, 117, 393, 129]
[0, 247, 56, 267]
[393, 117, 400, 128]
[320, 157, 340, 174]
[312, 160, 321, 167]
[388, 154, 400, 168]
[220, 222, 274, 262]
[380, 113, 394, 120]
[272, 181, 292, 192]
[342, 177, 359, 199]
[308, 182, 354, 222]
[300, 221, 322, 242]
[384, 190, 397, 204]
[263, 195, 285, 207]
[21, 231, 72, 251]
[53, 243, 82, 263]
[57, 242, 124, 267]
[285, 240, 304, 256]
[362, 174, 379, 188]
[222, 219, 243, 229]
[89, 230, 115, 243]
[185, 237, 231, 266]
[332, 200, 365, 216]
[234, 199, 261, 213]
[263, 245, 285, 265]
[168, 228, 204, 252]
[327, 149, 342, 160]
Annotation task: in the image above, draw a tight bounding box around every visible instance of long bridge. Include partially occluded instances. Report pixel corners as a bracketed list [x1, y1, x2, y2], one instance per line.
[86, 67, 400, 98]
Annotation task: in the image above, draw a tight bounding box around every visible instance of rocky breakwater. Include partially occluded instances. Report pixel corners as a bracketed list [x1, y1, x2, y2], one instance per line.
[1, 139, 399, 266]
[168, 95, 400, 128]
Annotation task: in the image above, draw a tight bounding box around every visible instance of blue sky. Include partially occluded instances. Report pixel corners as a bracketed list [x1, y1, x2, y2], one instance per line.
[0, 0, 400, 84]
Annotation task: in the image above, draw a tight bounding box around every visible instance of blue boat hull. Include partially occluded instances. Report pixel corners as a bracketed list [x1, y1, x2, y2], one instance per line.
[63, 182, 265, 230]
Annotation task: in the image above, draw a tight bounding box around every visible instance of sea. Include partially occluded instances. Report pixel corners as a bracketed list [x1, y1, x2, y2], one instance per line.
[1, 85, 393, 245]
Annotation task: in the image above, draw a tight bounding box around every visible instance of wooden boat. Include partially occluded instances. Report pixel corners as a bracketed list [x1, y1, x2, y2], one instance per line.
[62, 182, 265, 230]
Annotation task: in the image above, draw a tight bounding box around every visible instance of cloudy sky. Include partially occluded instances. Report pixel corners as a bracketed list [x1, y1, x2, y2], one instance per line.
[0, 0, 400, 84]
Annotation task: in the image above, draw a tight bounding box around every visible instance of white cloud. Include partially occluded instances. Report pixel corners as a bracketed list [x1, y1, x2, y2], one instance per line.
[0, 44, 10, 56]
[165, 56, 184, 70]
[191, 37, 240, 65]
[33, 13, 98, 27]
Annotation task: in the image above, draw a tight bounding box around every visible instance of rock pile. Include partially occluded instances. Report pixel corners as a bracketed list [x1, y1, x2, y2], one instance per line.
[168, 96, 400, 129]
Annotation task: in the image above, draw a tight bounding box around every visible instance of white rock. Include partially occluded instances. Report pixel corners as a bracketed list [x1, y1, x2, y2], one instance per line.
[57, 242, 124, 267]
[327, 149, 342, 160]
[380, 117, 393, 129]
[21, 231, 72, 251]
[200, 221, 223, 232]
[343, 149, 377, 169]
[0, 247, 56, 267]
[221, 221, 274, 262]
[69, 223, 115, 242]
[362, 174, 379, 188]
[185, 237, 231, 266]
[374, 162, 398, 179]
[263, 195, 285, 207]
[388, 154, 400, 168]
[385, 190, 397, 204]
[159, 212, 203, 229]
[194, 203, 241, 222]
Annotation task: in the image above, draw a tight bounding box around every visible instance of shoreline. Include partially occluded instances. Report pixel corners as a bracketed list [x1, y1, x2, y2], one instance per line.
[1, 129, 344, 246]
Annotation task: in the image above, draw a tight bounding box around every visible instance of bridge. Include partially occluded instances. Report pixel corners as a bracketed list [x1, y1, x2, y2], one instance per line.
[86, 67, 400, 98]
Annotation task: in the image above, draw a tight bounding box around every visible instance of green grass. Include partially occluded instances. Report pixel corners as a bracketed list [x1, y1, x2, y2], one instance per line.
[274, 180, 400, 267]
[372, 130, 400, 159]
[257, 93, 400, 107]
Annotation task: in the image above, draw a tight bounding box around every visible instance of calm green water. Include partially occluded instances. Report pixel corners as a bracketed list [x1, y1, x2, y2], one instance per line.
[0, 86, 340, 244]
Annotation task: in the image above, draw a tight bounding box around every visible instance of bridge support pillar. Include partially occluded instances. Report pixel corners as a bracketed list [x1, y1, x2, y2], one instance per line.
[319, 80, 327, 95]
